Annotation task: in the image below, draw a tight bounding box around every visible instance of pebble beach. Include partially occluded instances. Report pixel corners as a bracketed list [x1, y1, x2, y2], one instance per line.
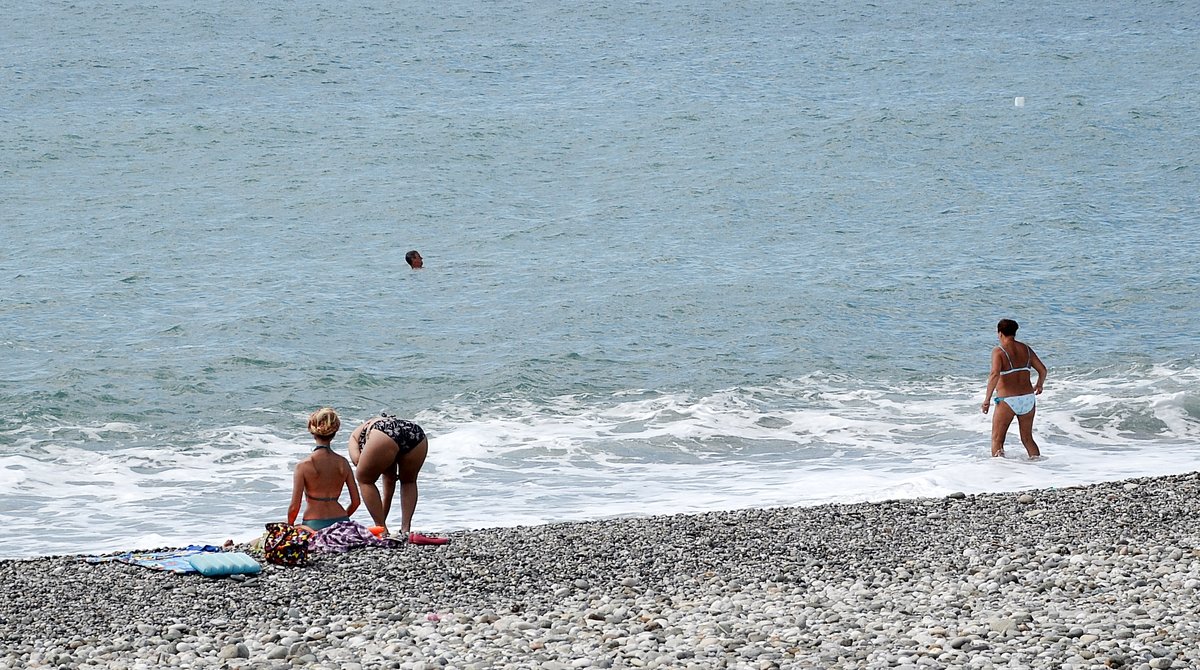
[4, 472, 1200, 670]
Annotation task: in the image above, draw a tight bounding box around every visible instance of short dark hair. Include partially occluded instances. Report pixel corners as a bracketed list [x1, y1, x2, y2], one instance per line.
[405, 250, 420, 267]
[997, 319, 1019, 337]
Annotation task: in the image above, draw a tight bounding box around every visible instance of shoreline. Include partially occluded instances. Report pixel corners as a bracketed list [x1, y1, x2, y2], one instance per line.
[4, 471, 1200, 669]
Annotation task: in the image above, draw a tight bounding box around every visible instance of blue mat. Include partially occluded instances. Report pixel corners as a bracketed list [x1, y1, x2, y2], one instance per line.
[188, 551, 261, 577]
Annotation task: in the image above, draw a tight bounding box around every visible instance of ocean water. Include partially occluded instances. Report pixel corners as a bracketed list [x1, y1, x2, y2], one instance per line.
[1, 0, 1198, 559]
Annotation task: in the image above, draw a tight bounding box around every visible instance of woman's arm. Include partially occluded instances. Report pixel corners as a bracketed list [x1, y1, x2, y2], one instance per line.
[347, 424, 363, 466]
[1030, 349, 1047, 394]
[287, 464, 306, 525]
[982, 348, 1002, 414]
[344, 460, 362, 517]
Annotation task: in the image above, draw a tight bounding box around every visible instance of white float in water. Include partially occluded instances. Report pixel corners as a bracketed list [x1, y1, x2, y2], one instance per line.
[1014, 96, 1025, 107]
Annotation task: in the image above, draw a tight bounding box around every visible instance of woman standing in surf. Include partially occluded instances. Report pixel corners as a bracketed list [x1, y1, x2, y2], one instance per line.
[982, 319, 1047, 458]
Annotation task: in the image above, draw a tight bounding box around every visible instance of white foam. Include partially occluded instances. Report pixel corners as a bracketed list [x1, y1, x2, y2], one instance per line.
[2, 366, 1198, 558]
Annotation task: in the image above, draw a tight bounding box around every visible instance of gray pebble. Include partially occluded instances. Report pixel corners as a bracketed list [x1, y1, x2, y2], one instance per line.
[5, 473, 1200, 669]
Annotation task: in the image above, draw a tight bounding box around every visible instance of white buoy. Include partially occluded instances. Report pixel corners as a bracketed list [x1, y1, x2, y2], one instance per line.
[1014, 96, 1025, 107]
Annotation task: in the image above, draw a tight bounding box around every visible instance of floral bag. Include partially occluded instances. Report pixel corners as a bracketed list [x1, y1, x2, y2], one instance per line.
[263, 522, 314, 566]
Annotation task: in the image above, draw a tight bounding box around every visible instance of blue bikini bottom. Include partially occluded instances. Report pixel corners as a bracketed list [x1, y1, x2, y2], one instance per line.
[302, 516, 351, 531]
[994, 393, 1036, 416]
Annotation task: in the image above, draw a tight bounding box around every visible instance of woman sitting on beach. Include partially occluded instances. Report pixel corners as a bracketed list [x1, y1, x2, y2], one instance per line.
[981, 319, 1047, 458]
[287, 408, 361, 531]
[348, 412, 445, 543]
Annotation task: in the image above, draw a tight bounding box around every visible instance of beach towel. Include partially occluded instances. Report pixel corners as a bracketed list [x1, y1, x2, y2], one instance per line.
[84, 545, 222, 574]
[309, 520, 404, 553]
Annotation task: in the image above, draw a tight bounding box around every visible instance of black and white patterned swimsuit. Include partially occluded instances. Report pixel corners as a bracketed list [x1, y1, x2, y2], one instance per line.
[358, 413, 426, 455]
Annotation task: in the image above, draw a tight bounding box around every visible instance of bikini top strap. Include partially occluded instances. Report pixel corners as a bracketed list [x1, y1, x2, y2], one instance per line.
[998, 345, 1015, 370]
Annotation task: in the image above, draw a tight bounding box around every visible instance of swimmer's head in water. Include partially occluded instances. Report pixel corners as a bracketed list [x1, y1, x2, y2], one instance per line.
[997, 319, 1019, 337]
[405, 250, 423, 269]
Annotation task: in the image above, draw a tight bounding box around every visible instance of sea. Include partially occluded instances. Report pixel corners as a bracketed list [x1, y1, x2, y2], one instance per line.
[2, 0, 1197, 559]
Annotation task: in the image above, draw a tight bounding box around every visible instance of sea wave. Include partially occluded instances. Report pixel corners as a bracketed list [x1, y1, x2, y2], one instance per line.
[2, 365, 1196, 558]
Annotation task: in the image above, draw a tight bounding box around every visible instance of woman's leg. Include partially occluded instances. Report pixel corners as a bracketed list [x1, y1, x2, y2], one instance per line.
[354, 430, 399, 528]
[990, 401, 1016, 457]
[1016, 406, 1041, 458]
[381, 463, 397, 521]
[395, 438, 429, 535]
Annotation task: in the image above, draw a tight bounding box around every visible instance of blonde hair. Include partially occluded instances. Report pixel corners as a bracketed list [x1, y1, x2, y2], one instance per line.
[308, 407, 341, 438]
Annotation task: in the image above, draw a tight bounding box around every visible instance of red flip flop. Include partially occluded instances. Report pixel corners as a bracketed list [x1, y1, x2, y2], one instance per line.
[409, 532, 450, 545]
